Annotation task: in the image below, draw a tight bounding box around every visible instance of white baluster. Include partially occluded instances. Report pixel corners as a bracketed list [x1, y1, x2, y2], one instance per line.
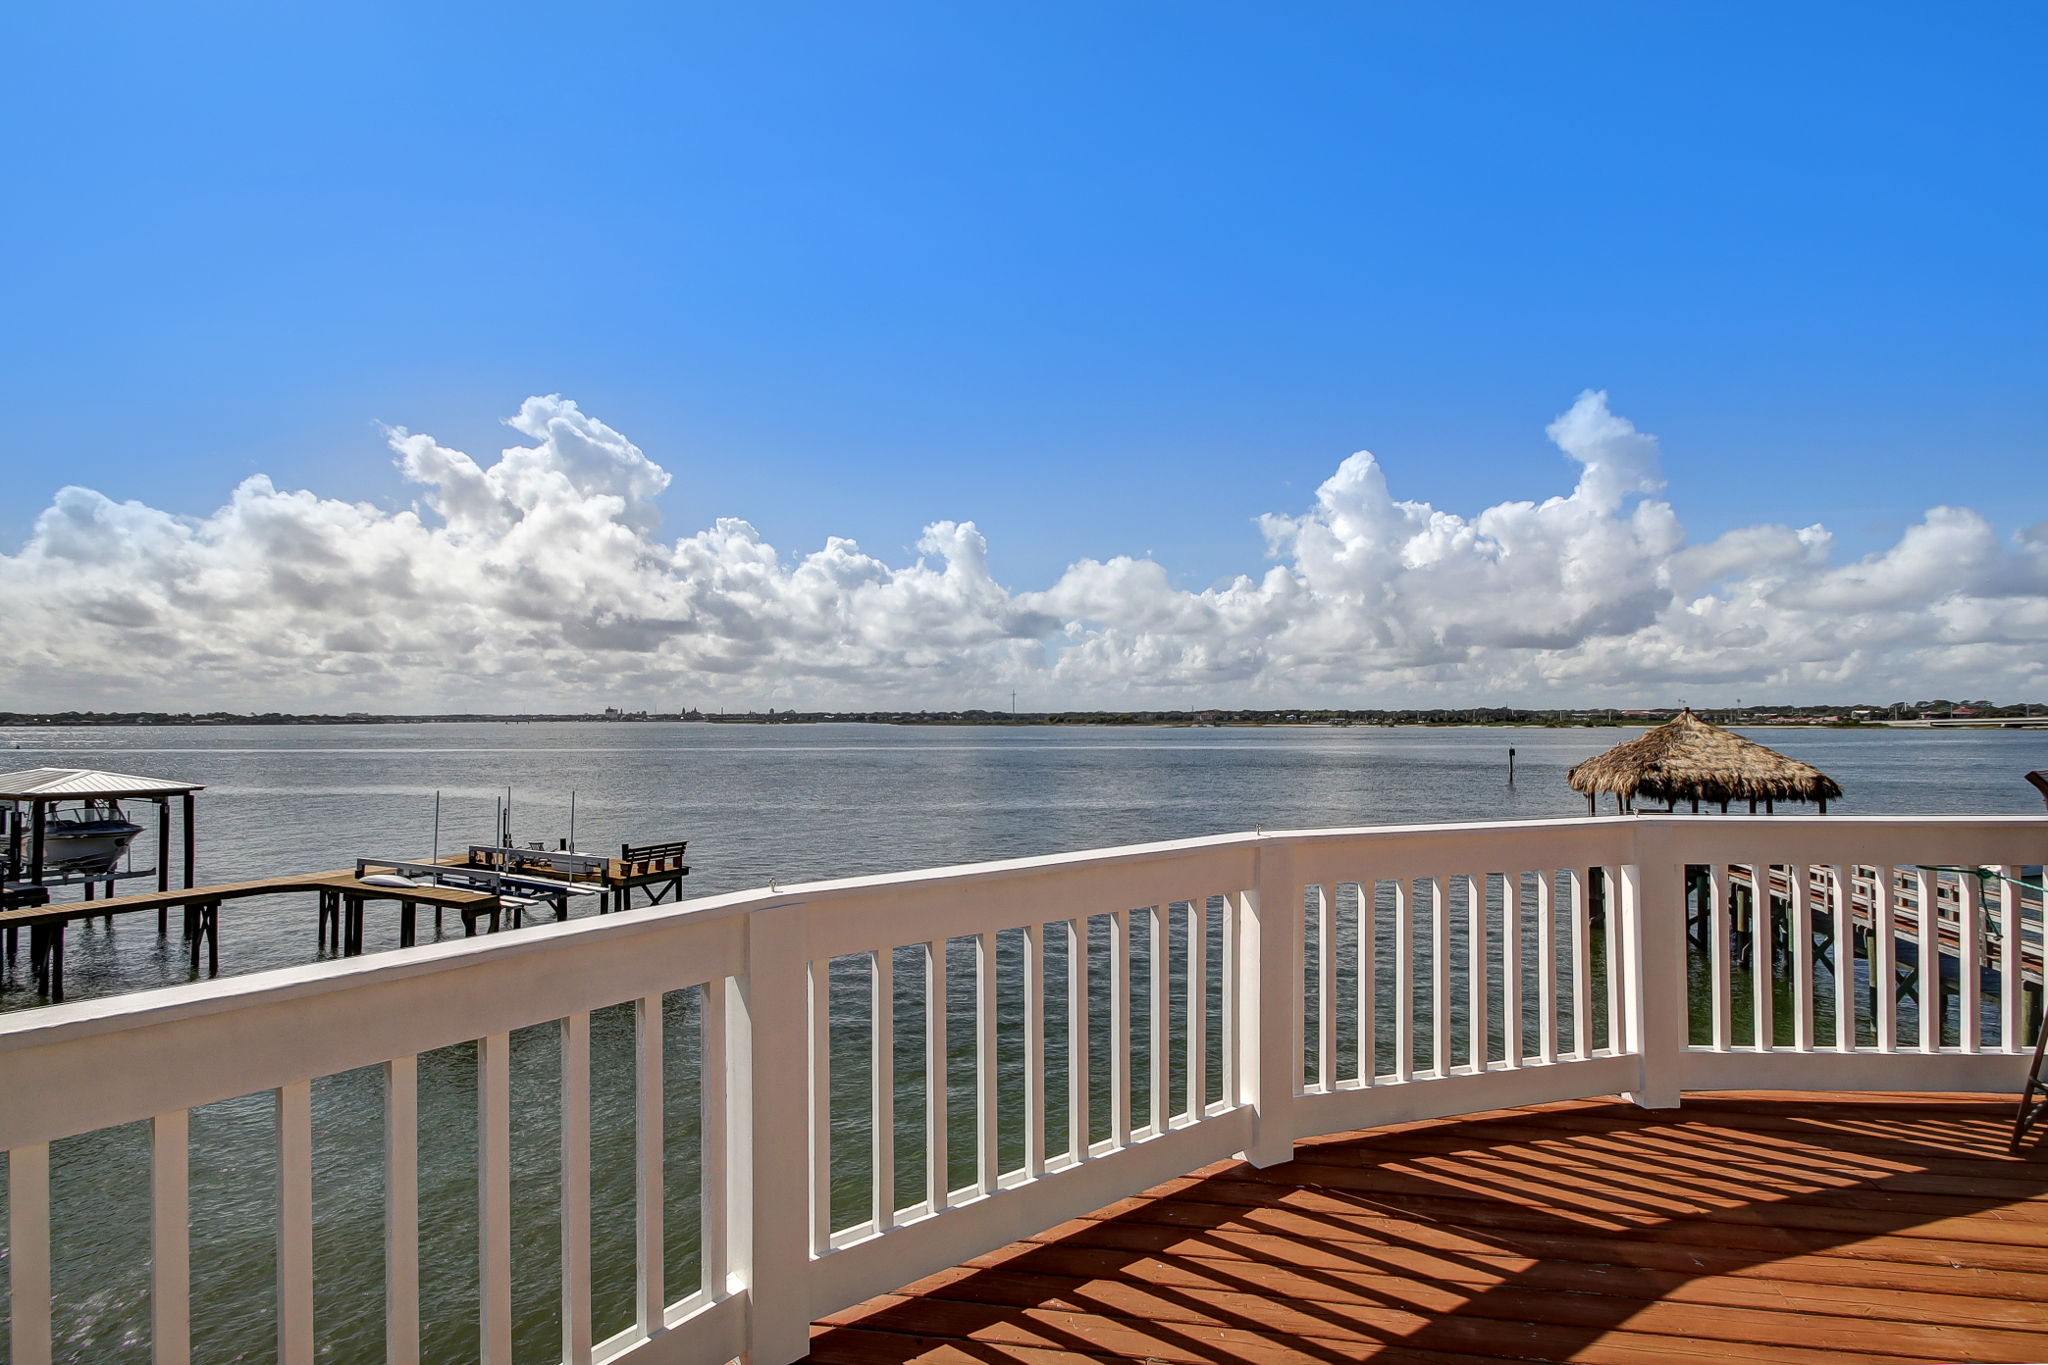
[1430, 875, 1451, 1077]
[1831, 864, 1856, 1053]
[1601, 869, 1622, 1056]
[634, 997, 664, 1330]
[1536, 872, 1557, 1066]
[1110, 909, 1131, 1150]
[1315, 885, 1335, 1091]
[1501, 874, 1522, 1068]
[1874, 868, 1897, 1052]
[1069, 919, 1091, 1154]
[1466, 874, 1489, 1073]
[1392, 880, 1413, 1083]
[1749, 865, 1774, 1051]
[975, 932, 998, 1191]
[1184, 901, 1205, 1118]
[8, 1143, 51, 1365]
[925, 939, 951, 1209]
[1219, 893, 1239, 1109]
[384, 1056, 419, 1365]
[152, 1110, 191, 1365]
[278, 1079, 316, 1365]
[810, 959, 834, 1250]
[700, 980, 730, 1299]
[1915, 868, 1938, 1052]
[1147, 905, 1167, 1134]
[1791, 868, 1815, 1053]
[1569, 869, 1593, 1061]
[1958, 873, 1981, 1054]
[561, 1014, 593, 1364]
[872, 947, 897, 1225]
[477, 1039, 512, 1365]
[1023, 924, 1045, 1178]
[1997, 866, 2020, 1051]
[1356, 883, 1377, 1085]
[1709, 864, 1731, 1050]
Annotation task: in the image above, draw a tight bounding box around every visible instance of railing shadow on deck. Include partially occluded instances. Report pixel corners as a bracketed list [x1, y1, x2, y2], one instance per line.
[807, 1094, 2048, 1365]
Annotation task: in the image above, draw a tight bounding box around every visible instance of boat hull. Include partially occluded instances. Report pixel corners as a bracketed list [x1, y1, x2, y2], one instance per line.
[42, 820, 144, 875]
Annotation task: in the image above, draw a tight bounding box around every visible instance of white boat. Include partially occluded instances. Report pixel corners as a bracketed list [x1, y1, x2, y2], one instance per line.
[41, 800, 145, 874]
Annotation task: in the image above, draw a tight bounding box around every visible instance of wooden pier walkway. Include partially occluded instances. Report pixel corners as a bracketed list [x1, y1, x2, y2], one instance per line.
[0, 869, 499, 1000]
[1724, 863, 2046, 987]
[808, 1092, 2048, 1365]
[2, 838, 689, 1002]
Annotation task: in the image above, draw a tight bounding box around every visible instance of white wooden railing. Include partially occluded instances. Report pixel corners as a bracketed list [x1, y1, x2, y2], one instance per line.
[1, 815, 2042, 1365]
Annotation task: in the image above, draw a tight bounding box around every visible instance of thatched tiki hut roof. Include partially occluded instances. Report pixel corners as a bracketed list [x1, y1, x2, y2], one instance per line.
[1566, 709, 1844, 814]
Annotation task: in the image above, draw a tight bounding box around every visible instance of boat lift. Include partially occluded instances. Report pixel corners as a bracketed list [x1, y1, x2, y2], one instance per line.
[350, 855, 605, 941]
[0, 767, 203, 917]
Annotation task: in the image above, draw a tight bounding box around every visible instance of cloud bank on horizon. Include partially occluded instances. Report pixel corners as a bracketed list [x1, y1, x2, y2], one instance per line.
[4, 392, 2044, 711]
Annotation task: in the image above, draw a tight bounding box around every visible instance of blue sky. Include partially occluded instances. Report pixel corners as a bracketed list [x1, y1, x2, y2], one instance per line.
[2, 3, 2043, 710]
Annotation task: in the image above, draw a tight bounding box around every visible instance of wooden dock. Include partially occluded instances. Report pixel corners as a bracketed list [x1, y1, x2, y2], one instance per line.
[457, 839, 690, 909]
[1720, 863, 2046, 992]
[0, 869, 499, 1001]
[808, 1092, 2048, 1365]
[2, 835, 692, 1002]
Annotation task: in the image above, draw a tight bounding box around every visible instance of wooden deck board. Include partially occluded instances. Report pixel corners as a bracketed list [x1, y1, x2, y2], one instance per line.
[805, 1093, 2048, 1365]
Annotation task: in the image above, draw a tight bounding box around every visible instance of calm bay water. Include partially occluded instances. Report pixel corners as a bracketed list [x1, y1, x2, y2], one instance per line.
[2, 721, 2044, 1362]
[6, 719, 2045, 1002]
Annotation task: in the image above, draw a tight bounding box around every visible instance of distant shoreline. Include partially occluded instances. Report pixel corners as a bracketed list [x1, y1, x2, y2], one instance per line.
[4, 707, 2037, 730]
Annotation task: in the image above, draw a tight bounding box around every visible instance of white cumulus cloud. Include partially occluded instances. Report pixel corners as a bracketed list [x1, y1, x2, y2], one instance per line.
[2, 390, 2043, 711]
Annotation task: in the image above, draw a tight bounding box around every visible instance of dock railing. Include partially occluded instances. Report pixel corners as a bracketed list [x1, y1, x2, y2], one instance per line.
[2, 814, 2044, 1365]
[467, 845, 616, 882]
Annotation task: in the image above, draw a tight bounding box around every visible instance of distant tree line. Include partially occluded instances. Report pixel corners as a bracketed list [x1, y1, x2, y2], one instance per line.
[4, 699, 2040, 728]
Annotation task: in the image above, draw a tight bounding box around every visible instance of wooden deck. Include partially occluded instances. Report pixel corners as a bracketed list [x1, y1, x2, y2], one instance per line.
[808, 1093, 2048, 1365]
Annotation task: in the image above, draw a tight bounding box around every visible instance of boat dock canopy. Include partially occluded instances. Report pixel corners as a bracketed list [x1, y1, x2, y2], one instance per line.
[0, 767, 206, 800]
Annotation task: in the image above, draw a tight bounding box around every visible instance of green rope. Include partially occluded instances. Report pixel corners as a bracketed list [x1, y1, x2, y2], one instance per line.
[1912, 864, 2044, 893]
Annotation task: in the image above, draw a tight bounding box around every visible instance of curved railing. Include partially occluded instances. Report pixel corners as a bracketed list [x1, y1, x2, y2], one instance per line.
[1, 814, 2042, 1365]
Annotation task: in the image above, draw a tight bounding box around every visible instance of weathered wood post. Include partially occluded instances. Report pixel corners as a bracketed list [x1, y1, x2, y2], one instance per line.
[180, 793, 195, 889]
[29, 800, 45, 885]
[156, 800, 171, 908]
